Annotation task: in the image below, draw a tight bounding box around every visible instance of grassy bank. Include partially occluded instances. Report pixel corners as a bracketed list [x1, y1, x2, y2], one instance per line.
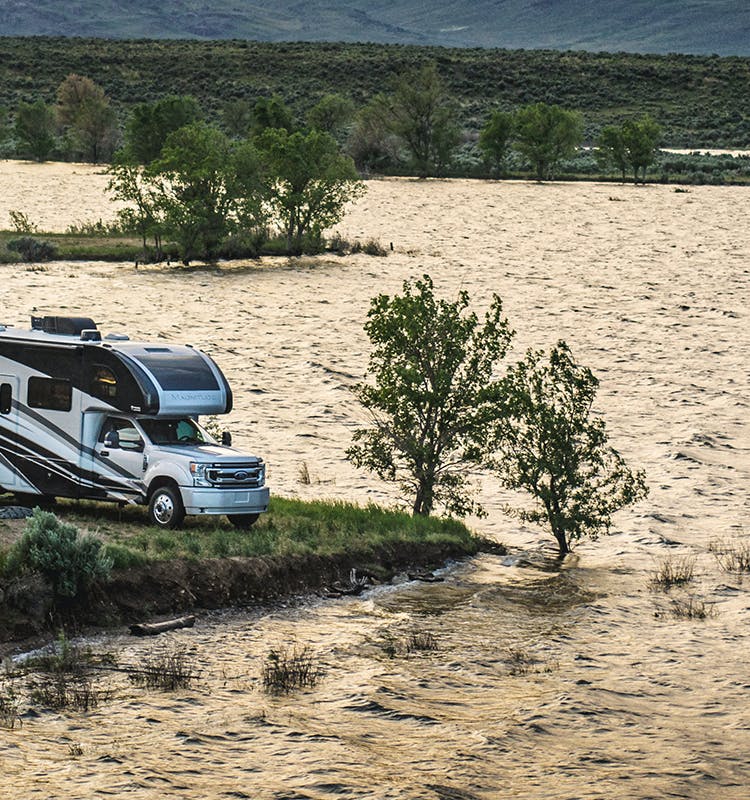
[62, 495, 485, 566]
[0, 228, 387, 265]
[0, 497, 497, 647]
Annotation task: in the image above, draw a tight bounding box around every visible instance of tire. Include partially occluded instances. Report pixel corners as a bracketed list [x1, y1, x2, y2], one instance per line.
[148, 485, 185, 529]
[227, 513, 259, 530]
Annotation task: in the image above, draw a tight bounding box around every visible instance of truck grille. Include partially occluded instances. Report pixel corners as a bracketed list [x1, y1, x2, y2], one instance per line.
[206, 463, 264, 488]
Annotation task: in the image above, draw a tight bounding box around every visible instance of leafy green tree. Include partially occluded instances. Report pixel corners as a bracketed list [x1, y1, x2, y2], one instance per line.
[346, 98, 401, 174]
[123, 95, 202, 164]
[55, 73, 118, 162]
[596, 124, 628, 181]
[513, 103, 583, 181]
[251, 94, 295, 135]
[107, 163, 164, 254]
[257, 127, 364, 254]
[348, 275, 514, 517]
[15, 100, 57, 161]
[380, 63, 461, 178]
[148, 123, 265, 263]
[597, 115, 661, 183]
[307, 93, 355, 140]
[486, 341, 648, 556]
[479, 110, 514, 177]
[622, 115, 662, 183]
[222, 98, 253, 139]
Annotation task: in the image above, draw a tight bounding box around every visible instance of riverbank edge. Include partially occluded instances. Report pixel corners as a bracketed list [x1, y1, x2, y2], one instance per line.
[0, 536, 505, 653]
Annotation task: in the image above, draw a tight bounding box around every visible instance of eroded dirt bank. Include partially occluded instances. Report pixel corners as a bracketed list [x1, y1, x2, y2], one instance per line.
[0, 538, 497, 651]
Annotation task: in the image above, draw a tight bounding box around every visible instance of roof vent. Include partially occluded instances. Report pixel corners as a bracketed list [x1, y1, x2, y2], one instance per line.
[105, 332, 130, 341]
[80, 329, 102, 342]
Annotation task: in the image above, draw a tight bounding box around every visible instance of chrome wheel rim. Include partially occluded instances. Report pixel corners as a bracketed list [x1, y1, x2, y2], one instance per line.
[153, 493, 174, 525]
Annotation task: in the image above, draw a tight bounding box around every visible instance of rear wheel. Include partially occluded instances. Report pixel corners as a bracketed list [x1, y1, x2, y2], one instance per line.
[227, 513, 259, 530]
[148, 485, 185, 529]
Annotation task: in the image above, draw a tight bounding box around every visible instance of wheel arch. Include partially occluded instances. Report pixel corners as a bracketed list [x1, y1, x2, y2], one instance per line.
[147, 475, 181, 500]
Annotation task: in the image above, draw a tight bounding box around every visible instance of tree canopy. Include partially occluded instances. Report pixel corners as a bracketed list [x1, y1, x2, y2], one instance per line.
[55, 73, 118, 162]
[485, 341, 648, 556]
[378, 62, 460, 177]
[513, 102, 583, 181]
[597, 114, 662, 182]
[122, 95, 202, 165]
[256, 127, 364, 254]
[348, 275, 513, 517]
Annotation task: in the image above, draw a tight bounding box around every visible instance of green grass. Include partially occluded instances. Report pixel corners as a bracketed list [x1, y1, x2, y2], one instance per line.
[37, 495, 482, 567]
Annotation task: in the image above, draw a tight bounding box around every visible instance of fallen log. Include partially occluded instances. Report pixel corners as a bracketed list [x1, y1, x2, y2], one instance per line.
[129, 615, 196, 637]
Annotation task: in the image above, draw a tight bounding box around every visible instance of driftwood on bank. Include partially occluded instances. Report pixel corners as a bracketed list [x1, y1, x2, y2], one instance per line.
[129, 615, 196, 637]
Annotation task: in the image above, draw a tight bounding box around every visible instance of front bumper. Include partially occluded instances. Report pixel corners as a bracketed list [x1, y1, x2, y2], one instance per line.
[180, 485, 270, 516]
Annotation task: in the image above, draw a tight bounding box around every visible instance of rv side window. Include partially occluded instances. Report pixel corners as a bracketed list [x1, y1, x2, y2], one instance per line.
[91, 366, 118, 400]
[0, 383, 11, 414]
[28, 377, 72, 411]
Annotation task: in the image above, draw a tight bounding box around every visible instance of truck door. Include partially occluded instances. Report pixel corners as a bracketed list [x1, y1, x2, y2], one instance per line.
[0, 376, 19, 487]
[93, 416, 147, 502]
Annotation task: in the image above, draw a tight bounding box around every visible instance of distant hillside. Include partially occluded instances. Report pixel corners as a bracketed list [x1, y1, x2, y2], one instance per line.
[3, 0, 750, 55]
[1, 38, 750, 148]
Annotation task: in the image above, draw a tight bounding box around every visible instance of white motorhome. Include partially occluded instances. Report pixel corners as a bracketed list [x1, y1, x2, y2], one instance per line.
[0, 315, 269, 529]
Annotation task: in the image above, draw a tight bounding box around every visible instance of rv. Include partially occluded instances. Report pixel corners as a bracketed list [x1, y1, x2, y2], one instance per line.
[0, 315, 269, 529]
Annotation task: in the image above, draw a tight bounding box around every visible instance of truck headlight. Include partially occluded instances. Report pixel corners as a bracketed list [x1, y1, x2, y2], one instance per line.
[190, 462, 212, 487]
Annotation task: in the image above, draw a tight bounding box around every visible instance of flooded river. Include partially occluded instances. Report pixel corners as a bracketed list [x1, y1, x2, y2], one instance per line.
[0, 164, 748, 797]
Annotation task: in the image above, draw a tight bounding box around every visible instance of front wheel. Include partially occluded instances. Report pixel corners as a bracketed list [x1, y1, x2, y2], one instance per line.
[148, 486, 185, 529]
[227, 513, 259, 530]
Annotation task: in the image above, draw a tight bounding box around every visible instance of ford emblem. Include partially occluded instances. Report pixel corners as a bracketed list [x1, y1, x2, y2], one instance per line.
[234, 471, 248, 481]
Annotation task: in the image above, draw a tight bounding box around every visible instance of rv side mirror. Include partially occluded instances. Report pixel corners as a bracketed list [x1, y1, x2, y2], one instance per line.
[221, 431, 232, 447]
[103, 430, 120, 449]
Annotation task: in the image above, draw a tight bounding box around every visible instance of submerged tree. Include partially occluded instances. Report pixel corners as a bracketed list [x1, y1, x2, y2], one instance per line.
[479, 110, 514, 177]
[55, 73, 118, 162]
[513, 102, 583, 181]
[348, 275, 514, 517]
[15, 99, 57, 161]
[622, 115, 662, 183]
[597, 115, 662, 183]
[485, 341, 648, 556]
[257, 127, 364, 254]
[379, 63, 460, 178]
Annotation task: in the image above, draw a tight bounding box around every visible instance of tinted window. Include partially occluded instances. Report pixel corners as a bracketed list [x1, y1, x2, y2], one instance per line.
[99, 417, 143, 450]
[28, 377, 71, 411]
[134, 352, 219, 392]
[0, 383, 11, 415]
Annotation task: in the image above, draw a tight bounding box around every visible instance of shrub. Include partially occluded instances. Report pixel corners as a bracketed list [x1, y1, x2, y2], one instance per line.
[0, 681, 20, 729]
[669, 595, 716, 620]
[128, 646, 196, 691]
[8, 209, 38, 233]
[6, 236, 58, 262]
[28, 673, 102, 711]
[709, 538, 750, 574]
[649, 556, 696, 591]
[261, 645, 323, 694]
[4, 509, 112, 601]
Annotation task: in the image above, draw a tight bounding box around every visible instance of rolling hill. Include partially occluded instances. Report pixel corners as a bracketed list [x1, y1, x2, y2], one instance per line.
[2, 0, 750, 56]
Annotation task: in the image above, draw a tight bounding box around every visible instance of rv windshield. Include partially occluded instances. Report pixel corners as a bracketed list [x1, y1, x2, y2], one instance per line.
[139, 418, 216, 446]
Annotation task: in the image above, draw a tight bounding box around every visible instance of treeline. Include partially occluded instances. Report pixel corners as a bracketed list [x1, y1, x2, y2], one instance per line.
[1, 36, 750, 149]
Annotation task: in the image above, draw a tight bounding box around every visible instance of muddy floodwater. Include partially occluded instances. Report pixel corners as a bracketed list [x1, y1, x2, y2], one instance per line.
[0, 162, 748, 798]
